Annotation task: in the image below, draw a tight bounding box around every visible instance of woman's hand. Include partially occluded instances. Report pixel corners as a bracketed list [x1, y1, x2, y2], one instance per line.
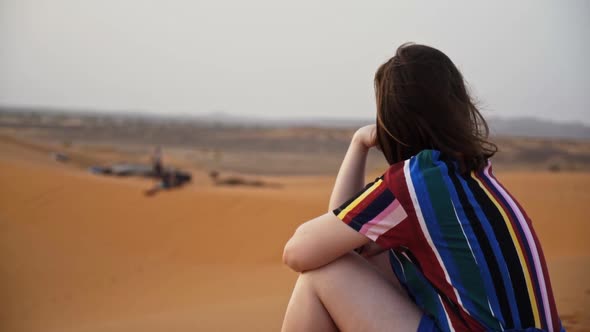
[353, 124, 378, 150]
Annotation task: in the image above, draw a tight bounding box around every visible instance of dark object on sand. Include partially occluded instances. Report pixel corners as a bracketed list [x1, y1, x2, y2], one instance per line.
[89, 163, 190, 181]
[51, 152, 69, 162]
[162, 170, 192, 187]
[209, 170, 279, 188]
[89, 163, 192, 194]
[89, 166, 113, 175]
[89, 163, 158, 177]
[144, 169, 192, 196]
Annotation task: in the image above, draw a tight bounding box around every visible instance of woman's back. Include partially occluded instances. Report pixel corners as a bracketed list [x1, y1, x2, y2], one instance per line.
[335, 149, 562, 331]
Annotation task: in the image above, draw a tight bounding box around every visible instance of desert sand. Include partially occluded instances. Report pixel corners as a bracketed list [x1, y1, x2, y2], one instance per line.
[0, 135, 589, 332]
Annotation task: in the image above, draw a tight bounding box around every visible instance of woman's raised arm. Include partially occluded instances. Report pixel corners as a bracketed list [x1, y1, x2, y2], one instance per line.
[283, 125, 378, 272]
[328, 124, 377, 211]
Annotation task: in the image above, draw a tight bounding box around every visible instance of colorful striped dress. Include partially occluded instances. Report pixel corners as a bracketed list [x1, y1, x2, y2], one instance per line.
[333, 150, 564, 332]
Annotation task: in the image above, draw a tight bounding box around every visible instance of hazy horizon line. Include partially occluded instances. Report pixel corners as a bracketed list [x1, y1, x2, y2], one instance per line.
[1, 103, 589, 128]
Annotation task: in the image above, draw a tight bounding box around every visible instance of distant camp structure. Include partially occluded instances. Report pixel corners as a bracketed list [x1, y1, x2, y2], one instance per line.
[89, 163, 192, 195]
[90, 163, 155, 177]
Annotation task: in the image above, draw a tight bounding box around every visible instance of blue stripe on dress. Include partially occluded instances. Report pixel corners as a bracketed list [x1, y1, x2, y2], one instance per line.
[436, 159, 505, 330]
[409, 151, 476, 327]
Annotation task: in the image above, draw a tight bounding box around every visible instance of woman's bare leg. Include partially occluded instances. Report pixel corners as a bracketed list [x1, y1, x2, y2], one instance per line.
[364, 250, 406, 292]
[281, 252, 422, 332]
[281, 271, 340, 332]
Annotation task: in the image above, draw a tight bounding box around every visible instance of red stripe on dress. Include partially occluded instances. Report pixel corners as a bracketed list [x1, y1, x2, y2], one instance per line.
[380, 162, 415, 248]
[528, 221, 561, 331]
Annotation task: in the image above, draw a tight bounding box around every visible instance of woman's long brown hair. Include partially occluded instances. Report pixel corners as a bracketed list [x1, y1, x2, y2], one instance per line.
[374, 43, 497, 172]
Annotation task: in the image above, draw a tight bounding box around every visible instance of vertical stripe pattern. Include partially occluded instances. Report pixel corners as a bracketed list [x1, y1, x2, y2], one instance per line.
[332, 150, 563, 332]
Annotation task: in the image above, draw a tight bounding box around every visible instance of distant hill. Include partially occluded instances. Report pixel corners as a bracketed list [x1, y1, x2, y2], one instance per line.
[194, 112, 590, 140]
[190, 111, 371, 128]
[186, 110, 590, 139]
[488, 117, 590, 140]
[1, 106, 589, 140]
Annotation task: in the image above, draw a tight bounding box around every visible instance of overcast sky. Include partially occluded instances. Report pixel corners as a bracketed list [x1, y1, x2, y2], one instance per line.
[1, 0, 588, 124]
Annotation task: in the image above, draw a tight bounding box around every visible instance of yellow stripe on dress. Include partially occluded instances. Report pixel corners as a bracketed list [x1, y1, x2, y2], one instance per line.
[337, 179, 384, 220]
[470, 172, 541, 327]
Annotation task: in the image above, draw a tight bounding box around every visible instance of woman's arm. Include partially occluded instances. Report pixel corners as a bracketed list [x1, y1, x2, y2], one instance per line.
[283, 125, 378, 272]
[328, 125, 377, 210]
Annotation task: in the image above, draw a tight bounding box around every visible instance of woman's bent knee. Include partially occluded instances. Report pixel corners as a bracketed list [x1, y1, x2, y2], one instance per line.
[302, 252, 360, 275]
[301, 252, 388, 290]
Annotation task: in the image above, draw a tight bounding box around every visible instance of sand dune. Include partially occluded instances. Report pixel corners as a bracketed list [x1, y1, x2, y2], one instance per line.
[0, 136, 588, 332]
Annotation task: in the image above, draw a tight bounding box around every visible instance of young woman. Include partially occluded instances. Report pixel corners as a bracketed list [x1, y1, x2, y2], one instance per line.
[281, 43, 564, 332]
